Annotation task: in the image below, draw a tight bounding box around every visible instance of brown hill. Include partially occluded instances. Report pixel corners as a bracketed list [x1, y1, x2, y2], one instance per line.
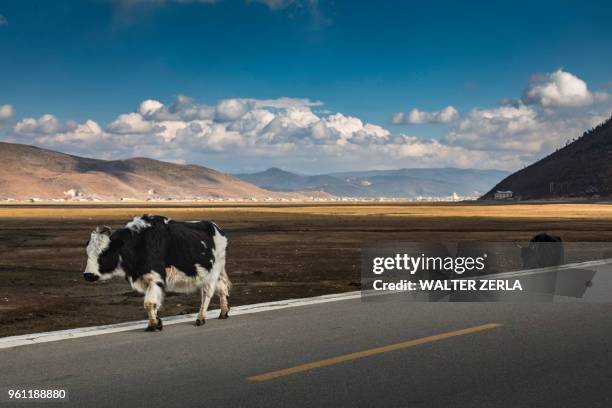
[481, 116, 612, 200]
[0, 142, 296, 200]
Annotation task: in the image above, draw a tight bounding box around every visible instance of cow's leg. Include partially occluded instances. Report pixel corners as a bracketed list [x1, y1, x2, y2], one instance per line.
[195, 283, 214, 326]
[216, 268, 231, 319]
[144, 281, 164, 332]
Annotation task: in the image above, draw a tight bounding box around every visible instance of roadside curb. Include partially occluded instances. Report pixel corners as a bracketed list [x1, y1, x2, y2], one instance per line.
[0, 291, 361, 350]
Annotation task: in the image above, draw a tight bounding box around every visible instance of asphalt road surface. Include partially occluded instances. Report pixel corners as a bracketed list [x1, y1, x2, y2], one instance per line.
[2, 296, 612, 407]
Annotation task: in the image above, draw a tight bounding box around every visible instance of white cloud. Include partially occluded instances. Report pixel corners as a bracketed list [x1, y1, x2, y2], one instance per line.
[5, 80, 612, 173]
[215, 99, 253, 122]
[14, 114, 64, 135]
[37, 120, 105, 144]
[522, 69, 603, 108]
[107, 112, 158, 134]
[6, 96, 430, 171]
[391, 106, 459, 124]
[13, 113, 102, 140]
[445, 102, 611, 161]
[387, 136, 524, 170]
[139, 99, 164, 116]
[139, 95, 215, 121]
[0, 15, 7, 27]
[0, 104, 14, 122]
[446, 104, 543, 153]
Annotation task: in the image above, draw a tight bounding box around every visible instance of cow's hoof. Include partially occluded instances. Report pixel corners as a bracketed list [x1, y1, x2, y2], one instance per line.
[145, 318, 163, 332]
[219, 312, 229, 319]
[195, 318, 205, 326]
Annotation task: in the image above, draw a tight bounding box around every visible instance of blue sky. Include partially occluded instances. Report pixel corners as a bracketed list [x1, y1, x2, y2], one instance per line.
[0, 0, 611, 173]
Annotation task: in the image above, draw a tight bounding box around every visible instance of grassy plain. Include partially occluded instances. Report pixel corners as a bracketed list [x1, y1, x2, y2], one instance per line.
[2, 202, 612, 337]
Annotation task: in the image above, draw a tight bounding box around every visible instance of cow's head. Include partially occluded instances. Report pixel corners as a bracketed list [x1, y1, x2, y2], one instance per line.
[517, 233, 564, 269]
[83, 226, 126, 282]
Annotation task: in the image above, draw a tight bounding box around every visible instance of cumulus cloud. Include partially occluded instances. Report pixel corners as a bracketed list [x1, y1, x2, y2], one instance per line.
[0, 104, 14, 122]
[139, 95, 215, 121]
[8, 96, 468, 171]
[14, 114, 65, 135]
[5, 78, 612, 173]
[387, 135, 524, 170]
[445, 102, 611, 162]
[215, 99, 252, 122]
[447, 104, 543, 153]
[139, 99, 164, 116]
[9, 115, 110, 158]
[107, 112, 158, 134]
[391, 106, 459, 125]
[445, 69, 612, 158]
[36, 120, 105, 144]
[522, 69, 606, 108]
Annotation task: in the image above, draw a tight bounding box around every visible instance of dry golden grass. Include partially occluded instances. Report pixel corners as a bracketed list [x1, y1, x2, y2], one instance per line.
[2, 202, 612, 220]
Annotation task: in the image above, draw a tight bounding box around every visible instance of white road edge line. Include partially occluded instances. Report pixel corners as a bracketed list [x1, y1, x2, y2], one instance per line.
[4, 257, 609, 351]
[0, 291, 361, 350]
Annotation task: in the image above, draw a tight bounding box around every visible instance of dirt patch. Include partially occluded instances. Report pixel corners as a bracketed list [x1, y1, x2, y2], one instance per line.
[2, 202, 612, 337]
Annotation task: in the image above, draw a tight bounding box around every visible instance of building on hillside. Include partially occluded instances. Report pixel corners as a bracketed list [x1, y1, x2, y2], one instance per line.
[494, 190, 513, 200]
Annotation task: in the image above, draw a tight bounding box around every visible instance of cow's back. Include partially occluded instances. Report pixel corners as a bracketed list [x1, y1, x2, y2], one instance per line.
[164, 220, 226, 277]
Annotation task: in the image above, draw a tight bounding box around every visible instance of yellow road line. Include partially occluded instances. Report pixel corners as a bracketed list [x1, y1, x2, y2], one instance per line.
[248, 323, 502, 382]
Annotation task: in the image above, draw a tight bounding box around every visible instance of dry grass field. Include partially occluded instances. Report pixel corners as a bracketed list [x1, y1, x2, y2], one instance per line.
[2, 202, 612, 337]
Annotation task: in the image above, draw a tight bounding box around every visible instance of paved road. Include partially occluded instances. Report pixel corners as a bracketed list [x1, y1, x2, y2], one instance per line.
[2, 296, 612, 407]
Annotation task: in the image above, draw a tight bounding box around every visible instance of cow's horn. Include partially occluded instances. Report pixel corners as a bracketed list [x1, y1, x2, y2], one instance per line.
[96, 225, 112, 235]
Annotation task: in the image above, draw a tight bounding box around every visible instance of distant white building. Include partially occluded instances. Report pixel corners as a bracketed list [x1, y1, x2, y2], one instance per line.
[494, 190, 513, 200]
[63, 188, 81, 199]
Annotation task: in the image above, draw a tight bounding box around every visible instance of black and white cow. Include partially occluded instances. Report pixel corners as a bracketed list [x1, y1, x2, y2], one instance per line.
[83, 215, 231, 331]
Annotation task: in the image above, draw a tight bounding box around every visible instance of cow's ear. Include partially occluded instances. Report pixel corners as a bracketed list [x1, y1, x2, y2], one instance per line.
[96, 225, 112, 236]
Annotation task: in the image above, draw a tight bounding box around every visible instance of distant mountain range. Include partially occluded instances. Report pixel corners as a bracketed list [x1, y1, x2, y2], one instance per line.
[481, 116, 612, 200]
[236, 167, 509, 198]
[0, 142, 310, 201]
[0, 141, 510, 201]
